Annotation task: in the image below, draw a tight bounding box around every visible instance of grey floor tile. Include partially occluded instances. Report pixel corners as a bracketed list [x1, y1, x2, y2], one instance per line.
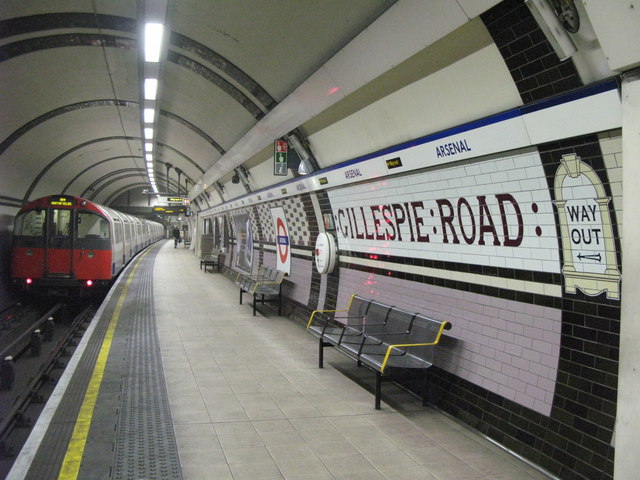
[154, 244, 552, 480]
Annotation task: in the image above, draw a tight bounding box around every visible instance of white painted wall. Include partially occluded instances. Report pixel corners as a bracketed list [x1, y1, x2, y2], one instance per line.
[309, 44, 522, 167]
[615, 72, 640, 480]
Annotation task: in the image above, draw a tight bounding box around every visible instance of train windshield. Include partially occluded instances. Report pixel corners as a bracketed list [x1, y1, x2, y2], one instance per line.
[51, 209, 72, 238]
[77, 211, 110, 239]
[48, 208, 72, 251]
[14, 209, 46, 237]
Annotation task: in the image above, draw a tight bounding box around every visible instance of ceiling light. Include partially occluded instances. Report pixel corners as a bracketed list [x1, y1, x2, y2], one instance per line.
[143, 108, 155, 123]
[144, 127, 154, 139]
[146, 153, 153, 161]
[144, 78, 158, 100]
[145, 142, 153, 152]
[145, 23, 164, 62]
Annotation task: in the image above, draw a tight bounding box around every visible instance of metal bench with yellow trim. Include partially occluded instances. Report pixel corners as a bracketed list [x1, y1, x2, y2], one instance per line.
[236, 266, 286, 316]
[307, 295, 451, 409]
[200, 247, 222, 272]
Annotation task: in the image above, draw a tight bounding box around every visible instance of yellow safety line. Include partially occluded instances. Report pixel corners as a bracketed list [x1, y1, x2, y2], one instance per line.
[57, 250, 149, 480]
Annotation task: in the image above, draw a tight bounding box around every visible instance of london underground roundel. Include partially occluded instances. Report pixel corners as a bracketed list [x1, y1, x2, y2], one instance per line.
[315, 232, 337, 274]
[276, 217, 289, 265]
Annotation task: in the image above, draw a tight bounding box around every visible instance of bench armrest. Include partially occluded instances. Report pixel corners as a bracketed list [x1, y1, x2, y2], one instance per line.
[249, 279, 282, 290]
[306, 308, 348, 329]
[380, 342, 439, 373]
[364, 330, 410, 337]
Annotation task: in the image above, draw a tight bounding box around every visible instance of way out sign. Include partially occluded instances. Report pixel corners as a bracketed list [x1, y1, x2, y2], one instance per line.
[274, 139, 288, 176]
[271, 207, 291, 274]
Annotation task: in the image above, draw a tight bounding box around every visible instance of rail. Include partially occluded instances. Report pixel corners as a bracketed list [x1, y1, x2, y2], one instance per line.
[0, 304, 94, 458]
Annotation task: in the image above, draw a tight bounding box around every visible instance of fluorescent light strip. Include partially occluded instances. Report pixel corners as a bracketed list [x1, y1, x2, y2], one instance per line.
[145, 142, 153, 152]
[143, 108, 155, 123]
[144, 78, 158, 100]
[144, 128, 153, 139]
[144, 23, 164, 62]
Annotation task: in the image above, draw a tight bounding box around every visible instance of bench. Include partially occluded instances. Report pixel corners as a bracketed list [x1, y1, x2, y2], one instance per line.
[200, 248, 222, 273]
[183, 237, 191, 248]
[307, 294, 452, 409]
[235, 266, 286, 316]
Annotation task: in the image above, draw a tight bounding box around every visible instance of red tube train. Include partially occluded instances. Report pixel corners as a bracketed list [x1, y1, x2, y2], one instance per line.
[10, 195, 164, 294]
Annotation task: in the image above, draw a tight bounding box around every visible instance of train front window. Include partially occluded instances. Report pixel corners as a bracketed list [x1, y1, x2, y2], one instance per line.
[77, 211, 110, 239]
[14, 209, 46, 237]
[51, 209, 72, 238]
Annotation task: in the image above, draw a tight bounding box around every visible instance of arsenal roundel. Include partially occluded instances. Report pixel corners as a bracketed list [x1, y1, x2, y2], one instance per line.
[270, 207, 291, 274]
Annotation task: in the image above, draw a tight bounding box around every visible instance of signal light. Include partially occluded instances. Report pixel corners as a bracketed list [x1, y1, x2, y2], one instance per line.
[86, 280, 93, 287]
[26, 278, 33, 285]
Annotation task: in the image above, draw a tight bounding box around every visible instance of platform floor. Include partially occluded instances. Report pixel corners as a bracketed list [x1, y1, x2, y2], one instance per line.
[9, 241, 553, 480]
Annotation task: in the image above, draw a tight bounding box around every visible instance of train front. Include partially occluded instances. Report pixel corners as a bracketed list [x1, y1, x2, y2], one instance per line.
[10, 195, 114, 295]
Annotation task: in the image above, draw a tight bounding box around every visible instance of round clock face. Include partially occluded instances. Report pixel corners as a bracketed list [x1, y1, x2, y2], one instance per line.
[553, 0, 580, 33]
[315, 232, 337, 274]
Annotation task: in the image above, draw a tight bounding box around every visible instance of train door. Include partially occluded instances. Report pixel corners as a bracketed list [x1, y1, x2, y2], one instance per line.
[46, 207, 73, 276]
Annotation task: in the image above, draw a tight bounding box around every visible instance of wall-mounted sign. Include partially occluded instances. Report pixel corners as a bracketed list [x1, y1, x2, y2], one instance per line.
[327, 149, 559, 274]
[315, 232, 337, 274]
[553, 154, 620, 299]
[274, 139, 288, 176]
[323, 213, 334, 230]
[271, 207, 291, 275]
[49, 196, 74, 206]
[386, 157, 403, 169]
[153, 206, 186, 214]
[233, 212, 253, 273]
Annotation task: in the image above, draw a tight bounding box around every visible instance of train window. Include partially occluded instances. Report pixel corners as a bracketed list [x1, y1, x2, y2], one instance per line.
[51, 209, 72, 237]
[14, 209, 46, 237]
[77, 211, 110, 239]
[115, 222, 123, 242]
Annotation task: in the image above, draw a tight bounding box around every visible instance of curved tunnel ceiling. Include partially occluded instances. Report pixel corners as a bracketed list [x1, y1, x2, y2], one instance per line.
[0, 1, 399, 208]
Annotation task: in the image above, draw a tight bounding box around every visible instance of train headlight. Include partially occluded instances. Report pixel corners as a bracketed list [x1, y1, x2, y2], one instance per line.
[87, 251, 95, 258]
[26, 249, 33, 256]
[26, 278, 33, 285]
[86, 280, 94, 287]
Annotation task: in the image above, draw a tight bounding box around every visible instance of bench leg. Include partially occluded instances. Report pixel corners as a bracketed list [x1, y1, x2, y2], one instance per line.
[375, 372, 382, 410]
[277, 291, 282, 315]
[423, 369, 430, 406]
[252, 294, 257, 316]
[239, 288, 243, 305]
[318, 338, 324, 368]
[278, 286, 283, 315]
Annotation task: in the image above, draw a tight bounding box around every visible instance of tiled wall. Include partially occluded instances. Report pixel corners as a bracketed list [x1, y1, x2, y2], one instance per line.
[214, 131, 622, 479]
[480, 0, 582, 103]
[215, 127, 621, 480]
[209, 2, 622, 477]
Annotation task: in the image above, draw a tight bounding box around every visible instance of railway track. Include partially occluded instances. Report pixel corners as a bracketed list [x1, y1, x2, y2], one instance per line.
[0, 301, 97, 477]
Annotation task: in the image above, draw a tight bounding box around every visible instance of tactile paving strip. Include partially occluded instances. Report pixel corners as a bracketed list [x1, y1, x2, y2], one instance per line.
[112, 253, 182, 480]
